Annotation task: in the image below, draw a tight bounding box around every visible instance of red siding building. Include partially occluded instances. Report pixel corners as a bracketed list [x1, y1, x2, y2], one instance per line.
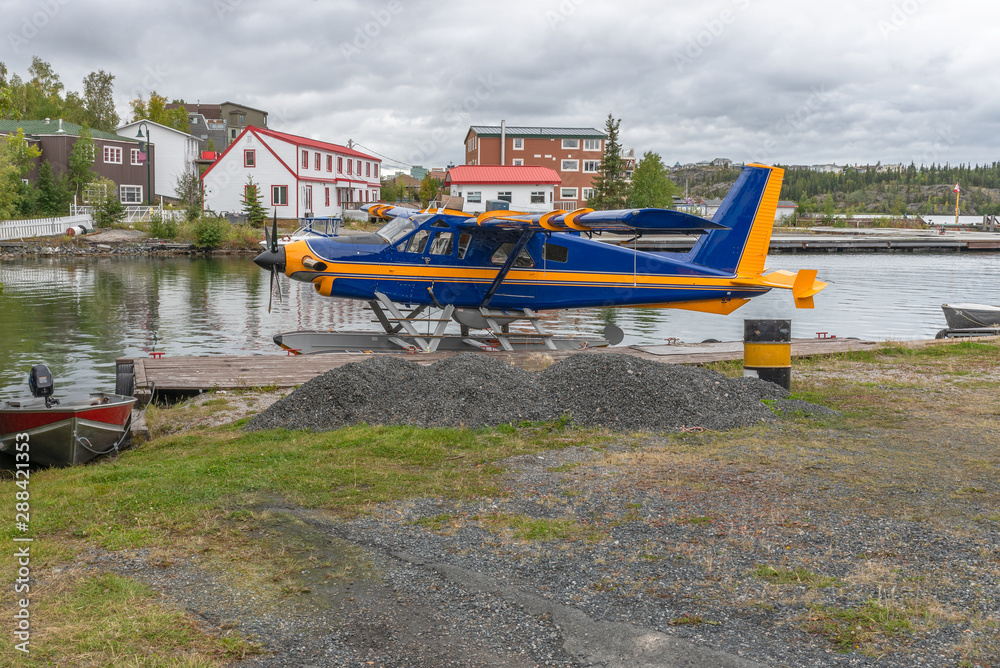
[463, 125, 606, 210]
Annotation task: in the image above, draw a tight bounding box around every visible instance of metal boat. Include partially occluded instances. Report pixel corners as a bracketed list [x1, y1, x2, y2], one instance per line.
[941, 303, 1000, 330]
[0, 365, 136, 467]
[257, 216, 342, 247]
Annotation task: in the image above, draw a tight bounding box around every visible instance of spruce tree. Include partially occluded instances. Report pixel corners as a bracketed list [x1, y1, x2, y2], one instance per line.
[587, 113, 630, 210]
[241, 175, 267, 225]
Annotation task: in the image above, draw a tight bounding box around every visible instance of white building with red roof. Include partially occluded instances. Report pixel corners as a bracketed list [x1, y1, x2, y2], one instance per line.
[200, 126, 381, 218]
[444, 165, 561, 214]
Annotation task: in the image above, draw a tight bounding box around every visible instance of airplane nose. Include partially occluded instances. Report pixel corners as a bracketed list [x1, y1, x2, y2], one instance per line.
[253, 246, 286, 272]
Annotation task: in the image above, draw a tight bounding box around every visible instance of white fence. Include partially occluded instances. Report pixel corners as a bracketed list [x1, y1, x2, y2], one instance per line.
[69, 204, 185, 223]
[0, 214, 94, 242]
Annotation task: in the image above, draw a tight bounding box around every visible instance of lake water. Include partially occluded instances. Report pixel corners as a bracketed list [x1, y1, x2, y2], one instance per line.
[2, 252, 999, 396]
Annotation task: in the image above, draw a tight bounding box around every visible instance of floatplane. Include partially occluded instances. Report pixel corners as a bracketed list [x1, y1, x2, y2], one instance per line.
[253, 163, 827, 354]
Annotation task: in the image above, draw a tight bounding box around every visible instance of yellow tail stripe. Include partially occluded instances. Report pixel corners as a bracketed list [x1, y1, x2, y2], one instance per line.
[738, 164, 784, 277]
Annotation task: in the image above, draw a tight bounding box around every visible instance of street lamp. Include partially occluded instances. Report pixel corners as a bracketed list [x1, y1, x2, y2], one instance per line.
[135, 122, 152, 206]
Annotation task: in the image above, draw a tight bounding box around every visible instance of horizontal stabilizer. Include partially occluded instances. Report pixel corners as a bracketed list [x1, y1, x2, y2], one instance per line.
[732, 269, 828, 309]
[457, 208, 727, 235]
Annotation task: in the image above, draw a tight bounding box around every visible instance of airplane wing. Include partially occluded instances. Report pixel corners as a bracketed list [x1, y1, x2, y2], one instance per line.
[455, 208, 727, 235]
[361, 203, 422, 220]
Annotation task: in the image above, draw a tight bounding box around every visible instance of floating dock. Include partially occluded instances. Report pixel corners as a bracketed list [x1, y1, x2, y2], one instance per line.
[616, 230, 1000, 253]
[117, 336, 892, 397]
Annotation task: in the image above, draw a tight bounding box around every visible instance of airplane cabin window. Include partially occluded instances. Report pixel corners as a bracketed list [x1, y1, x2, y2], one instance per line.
[406, 230, 430, 253]
[429, 232, 454, 255]
[491, 242, 535, 268]
[377, 218, 416, 243]
[543, 243, 569, 263]
[457, 233, 472, 259]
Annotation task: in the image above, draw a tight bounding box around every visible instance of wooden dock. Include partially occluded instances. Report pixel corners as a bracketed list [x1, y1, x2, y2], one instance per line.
[117, 336, 910, 396]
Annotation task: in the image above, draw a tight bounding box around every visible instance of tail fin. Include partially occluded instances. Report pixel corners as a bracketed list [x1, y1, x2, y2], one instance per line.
[688, 163, 784, 275]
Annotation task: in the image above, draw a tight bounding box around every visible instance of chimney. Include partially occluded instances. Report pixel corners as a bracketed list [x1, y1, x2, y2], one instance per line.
[500, 120, 506, 164]
[56, 119, 65, 134]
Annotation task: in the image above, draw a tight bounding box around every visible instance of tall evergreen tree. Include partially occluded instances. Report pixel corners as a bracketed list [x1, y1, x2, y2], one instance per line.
[67, 127, 96, 200]
[626, 152, 675, 209]
[587, 113, 630, 210]
[241, 175, 267, 225]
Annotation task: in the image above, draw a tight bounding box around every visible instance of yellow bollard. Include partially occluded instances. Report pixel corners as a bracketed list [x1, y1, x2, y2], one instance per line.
[744, 319, 791, 390]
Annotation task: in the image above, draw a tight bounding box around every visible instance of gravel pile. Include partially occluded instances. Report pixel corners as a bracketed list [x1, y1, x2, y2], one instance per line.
[245, 352, 791, 433]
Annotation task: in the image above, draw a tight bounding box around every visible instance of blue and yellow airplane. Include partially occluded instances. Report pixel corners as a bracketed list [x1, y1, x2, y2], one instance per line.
[254, 163, 826, 330]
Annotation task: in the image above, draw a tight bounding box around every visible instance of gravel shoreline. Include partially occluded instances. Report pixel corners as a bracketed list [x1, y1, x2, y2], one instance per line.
[77, 354, 998, 666]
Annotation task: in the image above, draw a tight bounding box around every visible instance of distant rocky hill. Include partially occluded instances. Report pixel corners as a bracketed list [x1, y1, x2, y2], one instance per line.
[668, 165, 1000, 216]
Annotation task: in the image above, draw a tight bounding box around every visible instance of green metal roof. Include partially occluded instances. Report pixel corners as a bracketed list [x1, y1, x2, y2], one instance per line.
[469, 125, 606, 139]
[0, 119, 140, 143]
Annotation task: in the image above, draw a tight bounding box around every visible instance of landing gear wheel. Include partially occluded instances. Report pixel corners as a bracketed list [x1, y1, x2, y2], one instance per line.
[935, 329, 949, 339]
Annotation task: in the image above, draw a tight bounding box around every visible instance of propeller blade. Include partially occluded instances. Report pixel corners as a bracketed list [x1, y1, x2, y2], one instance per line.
[272, 266, 283, 303]
[271, 210, 278, 253]
[268, 269, 274, 313]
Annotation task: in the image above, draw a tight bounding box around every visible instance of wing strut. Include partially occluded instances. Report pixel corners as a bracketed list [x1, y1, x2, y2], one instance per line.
[480, 229, 534, 308]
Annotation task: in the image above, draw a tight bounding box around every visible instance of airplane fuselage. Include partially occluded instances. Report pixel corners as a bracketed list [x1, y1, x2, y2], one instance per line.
[286, 219, 768, 311]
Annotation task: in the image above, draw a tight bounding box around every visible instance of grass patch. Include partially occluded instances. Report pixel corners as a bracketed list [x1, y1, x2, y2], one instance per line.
[669, 614, 720, 626]
[753, 564, 841, 588]
[804, 600, 914, 653]
[478, 513, 605, 543]
[0, 572, 259, 666]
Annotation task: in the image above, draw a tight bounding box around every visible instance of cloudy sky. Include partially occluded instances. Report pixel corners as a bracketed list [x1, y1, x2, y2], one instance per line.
[3, 0, 996, 172]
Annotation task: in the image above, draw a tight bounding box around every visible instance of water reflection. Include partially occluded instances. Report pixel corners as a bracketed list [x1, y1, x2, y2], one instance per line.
[1, 253, 998, 396]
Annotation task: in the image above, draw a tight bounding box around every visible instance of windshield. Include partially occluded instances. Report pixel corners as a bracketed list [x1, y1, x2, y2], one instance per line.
[377, 217, 417, 243]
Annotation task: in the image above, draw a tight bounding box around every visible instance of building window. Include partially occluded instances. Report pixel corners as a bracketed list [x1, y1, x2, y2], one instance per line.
[325, 187, 330, 206]
[561, 159, 579, 172]
[583, 160, 600, 173]
[497, 191, 512, 203]
[327, 155, 333, 172]
[238, 114, 245, 124]
[530, 191, 545, 204]
[582, 187, 595, 201]
[347, 160, 352, 175]
[103, 146, 122, 164]
[512, 158, 524, 166]
[583, 139, 601, 151]
[131, 148, 144, 166]
[561, 187, 578, 199]
[338, 157, 343, 173]
[314, 152, 321, 170]
[244, 149, 256, 167]
[356, 160, 361, 175]
[231, 128, 238, 139]
[513, 137, 523, 150]
[272, 185, 288, 206]
[120, 185, 142, 203]
[466, 191, 482, 203]
[373, 164, 379, 178]
[562, 139, 580, 149]
[301, 150, 308, 169]
[366, 162, 371, 177]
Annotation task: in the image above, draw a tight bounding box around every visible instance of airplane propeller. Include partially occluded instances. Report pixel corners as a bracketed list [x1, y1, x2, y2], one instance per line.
[254, 210, 285, 313]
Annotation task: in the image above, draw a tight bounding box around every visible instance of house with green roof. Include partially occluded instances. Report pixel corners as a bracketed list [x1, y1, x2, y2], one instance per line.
[0, 118, 155, 205]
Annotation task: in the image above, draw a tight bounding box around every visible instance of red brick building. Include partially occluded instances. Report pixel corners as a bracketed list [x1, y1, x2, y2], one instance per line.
[463, 125, 606, 210]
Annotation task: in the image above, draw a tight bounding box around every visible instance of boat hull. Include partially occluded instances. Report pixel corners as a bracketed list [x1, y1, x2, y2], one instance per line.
[941, 303, 1000, 330]
[0, 393, 136, 467]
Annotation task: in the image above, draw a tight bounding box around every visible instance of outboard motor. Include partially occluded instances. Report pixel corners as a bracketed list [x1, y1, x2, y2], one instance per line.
[28, 364, 58, 407]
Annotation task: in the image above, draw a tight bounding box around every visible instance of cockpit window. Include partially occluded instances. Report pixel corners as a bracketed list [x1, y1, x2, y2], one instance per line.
[491, 242, 534, 267]
[377, 217, 416, 244]
[406, 230, 431, 253]
[429, 232, 454, 255]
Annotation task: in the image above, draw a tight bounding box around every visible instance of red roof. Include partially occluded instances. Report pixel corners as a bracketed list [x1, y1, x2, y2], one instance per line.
[251, 126, 380, 162]
[446, 165, 561, 186]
